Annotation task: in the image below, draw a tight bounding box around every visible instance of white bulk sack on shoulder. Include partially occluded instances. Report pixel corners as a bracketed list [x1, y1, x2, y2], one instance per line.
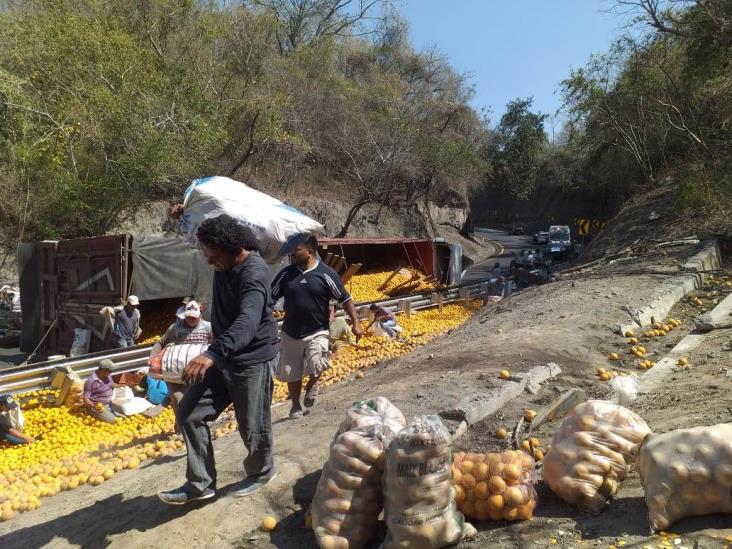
[179, 176, 324, 262]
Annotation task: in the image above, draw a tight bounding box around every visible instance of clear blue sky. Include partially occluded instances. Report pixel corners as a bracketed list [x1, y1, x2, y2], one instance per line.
[399, 0, 624, 128]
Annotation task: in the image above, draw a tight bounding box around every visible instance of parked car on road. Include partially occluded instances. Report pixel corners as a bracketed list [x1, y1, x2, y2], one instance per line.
[509, 226, 525, 235]
[532, 231, 549, 244]
[548, 225, 572, 259]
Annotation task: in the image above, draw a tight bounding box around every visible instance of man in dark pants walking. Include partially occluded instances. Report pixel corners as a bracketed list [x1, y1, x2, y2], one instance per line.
[158, 214, 279, 504]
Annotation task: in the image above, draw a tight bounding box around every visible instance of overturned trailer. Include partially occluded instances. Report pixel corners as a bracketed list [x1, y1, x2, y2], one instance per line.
[17, 235, 215, 356]
[318, 237, 462, 287]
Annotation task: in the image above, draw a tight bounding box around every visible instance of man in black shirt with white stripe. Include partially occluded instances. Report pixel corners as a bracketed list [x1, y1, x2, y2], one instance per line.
[272, 236, 362, 418]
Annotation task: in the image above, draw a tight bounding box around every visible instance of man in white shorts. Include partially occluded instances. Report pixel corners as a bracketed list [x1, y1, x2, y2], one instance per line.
[272, 236, 362, 418]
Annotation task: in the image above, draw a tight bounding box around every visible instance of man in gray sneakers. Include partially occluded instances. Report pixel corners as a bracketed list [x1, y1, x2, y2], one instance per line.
[158, 214, 279, 505]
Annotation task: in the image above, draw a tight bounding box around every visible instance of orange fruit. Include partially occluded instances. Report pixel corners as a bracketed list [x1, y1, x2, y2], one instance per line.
[461, 460, 475, 475]
[465, 452, 480, 463]
[474, 481, 489, 499]
[488, 508, 503, 521]
[474, 500, 490, 521]
[462, 473, 476, 490]
[454, 485, 466, 504]
[486, 494, 504, 511]
[461, 500, 476, 518]
[488, 475, 506, 494]
[474, 462, 490, 481]
[517, 501, 534, 520]
[452, 467, 463, 485]
[503, 464, 522, 484]
[504, 486, 525, 507]
[503, 506, 520, 521]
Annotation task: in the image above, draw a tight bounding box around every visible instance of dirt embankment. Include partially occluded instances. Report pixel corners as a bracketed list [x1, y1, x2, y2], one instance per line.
[2, 239, 728, 548]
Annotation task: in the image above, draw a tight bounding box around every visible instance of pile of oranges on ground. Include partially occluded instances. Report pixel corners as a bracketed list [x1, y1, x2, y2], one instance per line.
[0, 399, 179, 521]
[275, 301, 482, 401]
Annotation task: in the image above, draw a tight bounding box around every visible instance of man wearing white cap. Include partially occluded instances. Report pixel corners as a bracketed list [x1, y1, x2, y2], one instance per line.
[159, 300, 212, 347]
[113, 295, 141, 348]
[150, 300, 214, 416]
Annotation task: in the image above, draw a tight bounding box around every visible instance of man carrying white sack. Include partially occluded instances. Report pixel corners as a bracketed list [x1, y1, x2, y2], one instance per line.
[148, 300, 213, 415]
[272, 235, 362, 418]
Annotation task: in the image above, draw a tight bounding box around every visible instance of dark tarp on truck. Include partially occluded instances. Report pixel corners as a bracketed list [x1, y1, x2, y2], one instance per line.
[18, 235, 213, 355]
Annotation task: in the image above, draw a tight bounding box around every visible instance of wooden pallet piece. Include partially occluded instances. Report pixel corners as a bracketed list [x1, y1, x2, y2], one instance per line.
[377, 267, 403, 292]
[340, 263, 362, 285]
[333, 256, 346, 273]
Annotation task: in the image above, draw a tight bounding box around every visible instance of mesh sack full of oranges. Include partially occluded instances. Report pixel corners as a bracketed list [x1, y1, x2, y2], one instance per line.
[543, 400, 651, 514]
[638, 423, 732, 531]
[453, 449, 538, 522]
[334, 397, 406, 445]
[382, 416, 476, 548]
[311, 397, 406, 549]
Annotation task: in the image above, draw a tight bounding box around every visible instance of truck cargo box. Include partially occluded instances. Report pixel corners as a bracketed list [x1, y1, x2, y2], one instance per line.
[18, 235, 213, 355]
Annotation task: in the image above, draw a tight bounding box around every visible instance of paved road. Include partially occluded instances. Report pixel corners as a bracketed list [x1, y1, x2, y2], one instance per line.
[0, 346, 26, 370]
[462, 227, 534, 283]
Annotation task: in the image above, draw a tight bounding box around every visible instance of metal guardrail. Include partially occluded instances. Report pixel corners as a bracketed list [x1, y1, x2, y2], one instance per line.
[0, 278, 497, 395]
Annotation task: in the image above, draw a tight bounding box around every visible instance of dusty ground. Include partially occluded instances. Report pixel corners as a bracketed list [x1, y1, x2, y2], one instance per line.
[1, 244, 731, 549]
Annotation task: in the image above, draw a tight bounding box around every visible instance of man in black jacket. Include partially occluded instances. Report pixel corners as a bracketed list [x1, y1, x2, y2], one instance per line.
[159, 215, 279, 504]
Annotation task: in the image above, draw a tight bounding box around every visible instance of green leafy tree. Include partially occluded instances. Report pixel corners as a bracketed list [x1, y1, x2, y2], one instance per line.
[484, 98, 547, 199]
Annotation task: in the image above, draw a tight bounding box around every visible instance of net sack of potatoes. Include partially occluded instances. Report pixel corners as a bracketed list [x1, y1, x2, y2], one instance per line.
[335, 396, 406, 443]
[638, 423, 732, 531]
[312, 397, 406, 549]
[382, 415, 476, 548]
[543, 400, 652, 514]
[452, 449, 538, 522]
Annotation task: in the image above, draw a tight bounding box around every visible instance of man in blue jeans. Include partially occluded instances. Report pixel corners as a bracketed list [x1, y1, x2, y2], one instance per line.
[113, 295, 141, 348]
[158, 214, 279, 505]
[0, 394, 34, 445]
[368, 303, 399, 338]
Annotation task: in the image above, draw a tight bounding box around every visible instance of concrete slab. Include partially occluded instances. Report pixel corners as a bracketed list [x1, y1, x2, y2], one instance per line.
[616, 241, 721, 336]
[639, 287, 732, 392]
[440, 363, 562, 425]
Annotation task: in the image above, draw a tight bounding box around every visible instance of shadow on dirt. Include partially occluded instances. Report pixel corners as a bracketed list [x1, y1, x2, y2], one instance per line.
[0, 492, 211, 548]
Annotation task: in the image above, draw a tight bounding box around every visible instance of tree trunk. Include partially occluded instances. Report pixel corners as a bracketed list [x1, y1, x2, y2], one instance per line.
[337, 199, 372, 238]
